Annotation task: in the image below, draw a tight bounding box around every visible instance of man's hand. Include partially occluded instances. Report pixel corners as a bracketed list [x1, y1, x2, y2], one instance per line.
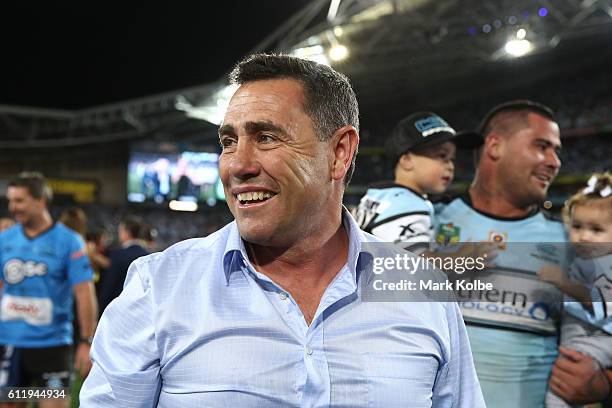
[74, 342, 93, 378]
[549, 347, 610, 404]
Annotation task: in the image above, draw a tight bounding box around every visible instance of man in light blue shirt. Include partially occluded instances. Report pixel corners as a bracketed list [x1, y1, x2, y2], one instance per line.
[80, 53, 484, 407]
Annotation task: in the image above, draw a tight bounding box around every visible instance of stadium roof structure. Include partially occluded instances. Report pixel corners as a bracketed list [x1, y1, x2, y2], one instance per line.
[1, 0, 611, 149]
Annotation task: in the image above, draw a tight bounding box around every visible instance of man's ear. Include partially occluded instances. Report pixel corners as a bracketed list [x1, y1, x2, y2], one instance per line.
[37, 197, 47, 211]
[483, 133, 503, 161]
[397, 153, 414, 171]
[330, 125, 359, 182]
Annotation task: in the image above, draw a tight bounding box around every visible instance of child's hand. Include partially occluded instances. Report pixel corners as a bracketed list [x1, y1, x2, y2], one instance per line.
[538, 264, 566, 287]
[453, 241, 498, 266]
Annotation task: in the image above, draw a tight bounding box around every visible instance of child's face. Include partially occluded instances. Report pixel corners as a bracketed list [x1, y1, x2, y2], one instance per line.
[410, 141, 456, 194]
[569, 200, 612, 257]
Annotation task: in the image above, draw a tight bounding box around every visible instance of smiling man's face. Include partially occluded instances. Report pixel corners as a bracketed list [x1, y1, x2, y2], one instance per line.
[219, 78, 335, 247]
[497, 112, 562, 205]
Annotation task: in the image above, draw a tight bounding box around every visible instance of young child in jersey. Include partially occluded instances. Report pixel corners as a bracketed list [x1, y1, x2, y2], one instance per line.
[539, 172, 612, 407]
[354, 111, 457, 253]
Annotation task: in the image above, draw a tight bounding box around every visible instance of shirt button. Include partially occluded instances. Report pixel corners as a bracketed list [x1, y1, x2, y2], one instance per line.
[305, 346, 313, 356]
[279, 292, 288, 300]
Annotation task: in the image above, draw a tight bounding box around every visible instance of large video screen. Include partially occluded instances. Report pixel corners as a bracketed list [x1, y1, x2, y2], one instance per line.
[127, 150, 225, 206]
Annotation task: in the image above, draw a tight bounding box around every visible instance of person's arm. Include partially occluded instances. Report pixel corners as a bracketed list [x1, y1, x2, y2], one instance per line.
[431, 302, 486, 407]
[549, 347, 612, 405]
[538, 264, 592, 307]
[73, 281, 98, 378]
[369, 211, 434, 253]
[87, 242, 111, 270]
[80, 258, 161, 407]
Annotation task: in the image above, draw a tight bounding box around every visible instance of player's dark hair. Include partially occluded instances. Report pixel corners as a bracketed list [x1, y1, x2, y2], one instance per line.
[141, 224, 158, 242]
[480, 100, 555, 138]
[86, 227, 106, 244]
[120, 215, 144, 239]
[229, 53, 360, 186]
[9, 172, 53, 202]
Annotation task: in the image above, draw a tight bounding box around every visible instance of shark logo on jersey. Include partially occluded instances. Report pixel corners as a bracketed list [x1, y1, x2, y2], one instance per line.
[594, 274, 612, 303]
[436, 223, 461, 245]
[3, 259, 48, 285]
[354, 197, 387, 230]
[398, 221, 429, 241]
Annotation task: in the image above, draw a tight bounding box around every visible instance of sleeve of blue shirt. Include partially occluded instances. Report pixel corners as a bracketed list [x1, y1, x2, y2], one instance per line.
[80, 257, 161, 407]
[431, 302, 486, 407]
[66, 232, 94, 285]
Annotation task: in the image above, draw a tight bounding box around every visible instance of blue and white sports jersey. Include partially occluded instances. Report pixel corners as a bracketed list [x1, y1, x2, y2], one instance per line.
[435, 194, 568, 408]
[565, 253, 612, 334]
[354, 183, 434, 252]
[0, 223, 93, 347]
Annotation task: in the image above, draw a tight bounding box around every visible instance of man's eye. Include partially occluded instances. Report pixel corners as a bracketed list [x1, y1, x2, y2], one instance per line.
[220, 138, 236, 149]
[258, 134, 274, 143]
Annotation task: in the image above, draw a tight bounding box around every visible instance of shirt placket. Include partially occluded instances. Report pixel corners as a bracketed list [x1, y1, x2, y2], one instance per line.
[244, 263, 357, 408]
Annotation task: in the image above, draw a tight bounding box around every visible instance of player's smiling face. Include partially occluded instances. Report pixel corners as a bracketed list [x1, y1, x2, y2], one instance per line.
[500, 113, 561, 204]
[7, 186, 45, 226]
[219, 79, 334, 246]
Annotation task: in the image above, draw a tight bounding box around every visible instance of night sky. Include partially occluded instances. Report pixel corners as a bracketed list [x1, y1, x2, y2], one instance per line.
[0, 1, 308, 109]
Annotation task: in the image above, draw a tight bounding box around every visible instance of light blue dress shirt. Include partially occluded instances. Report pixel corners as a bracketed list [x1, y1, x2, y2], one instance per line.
[80, 212, 484, 407]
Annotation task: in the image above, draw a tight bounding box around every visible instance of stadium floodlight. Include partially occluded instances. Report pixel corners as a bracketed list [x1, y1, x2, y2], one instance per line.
[504, 39, 533, 57]
[516, 29, 527, 39]
[291, 45, 330, 66]
[329, 44, 349, 61]
[169, 200, 198, 212]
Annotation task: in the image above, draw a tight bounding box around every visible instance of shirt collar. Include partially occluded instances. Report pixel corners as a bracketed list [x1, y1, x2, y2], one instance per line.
[222, 207, 366, 286]
[121, 239, 146, 249]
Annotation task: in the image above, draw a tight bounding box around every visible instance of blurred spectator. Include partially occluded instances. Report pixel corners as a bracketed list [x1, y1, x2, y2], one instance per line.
[85, 227, 111, 283]
[97, 215, 149, 315]
[60, 207, 87, 237]
[141, 224, 160, 252]
[86, 228, 111, 268]
[0, 217, 14, 232]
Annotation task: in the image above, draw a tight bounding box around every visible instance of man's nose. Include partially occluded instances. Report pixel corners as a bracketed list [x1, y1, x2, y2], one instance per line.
[228, 138, 261, 180]
[546, 149, 561, 171]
